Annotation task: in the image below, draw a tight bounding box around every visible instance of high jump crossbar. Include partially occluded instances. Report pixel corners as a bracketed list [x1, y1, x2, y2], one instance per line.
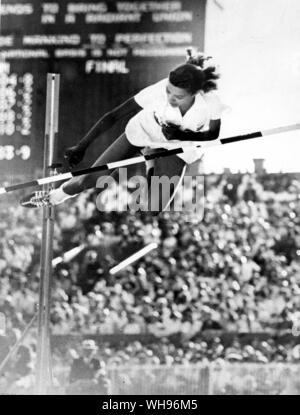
[0, 123, 299, 195]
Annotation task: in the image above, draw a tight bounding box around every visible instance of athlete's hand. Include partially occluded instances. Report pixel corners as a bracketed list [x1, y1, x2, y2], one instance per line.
[64, 145, 86, 168]
[162, 123, 182, 140]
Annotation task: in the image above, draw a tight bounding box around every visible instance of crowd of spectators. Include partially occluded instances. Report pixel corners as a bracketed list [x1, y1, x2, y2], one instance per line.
[1, 170, 300, 393]
[1, 335, 300, 394]
[2, 172, 300, 336]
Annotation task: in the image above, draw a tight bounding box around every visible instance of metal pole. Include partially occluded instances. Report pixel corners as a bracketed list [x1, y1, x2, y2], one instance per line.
[36, 73, 60, 394]
[0, 313, 38, 378]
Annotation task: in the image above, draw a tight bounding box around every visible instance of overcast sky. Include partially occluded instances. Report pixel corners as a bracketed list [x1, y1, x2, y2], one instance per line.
[203, 0, 300, 173]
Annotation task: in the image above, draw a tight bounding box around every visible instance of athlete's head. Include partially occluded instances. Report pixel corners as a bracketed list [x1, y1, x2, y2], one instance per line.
[166, 48, 219, 108]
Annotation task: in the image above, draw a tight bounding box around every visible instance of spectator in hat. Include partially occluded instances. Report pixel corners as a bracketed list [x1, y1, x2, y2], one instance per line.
[68, 339, 111, 394]
[69, 339, 101, 383]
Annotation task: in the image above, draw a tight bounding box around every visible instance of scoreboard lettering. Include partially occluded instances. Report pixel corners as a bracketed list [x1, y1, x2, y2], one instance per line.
[0, 0, 206, 177]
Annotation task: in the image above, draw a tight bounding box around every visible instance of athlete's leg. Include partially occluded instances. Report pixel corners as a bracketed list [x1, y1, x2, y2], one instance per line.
[147, 153, 187, 214]
[63, 133, 141, 194]
[48, 133, 142, 205]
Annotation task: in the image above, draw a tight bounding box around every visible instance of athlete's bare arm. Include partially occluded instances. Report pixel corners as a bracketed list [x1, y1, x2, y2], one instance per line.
[64, 98, 142, 167]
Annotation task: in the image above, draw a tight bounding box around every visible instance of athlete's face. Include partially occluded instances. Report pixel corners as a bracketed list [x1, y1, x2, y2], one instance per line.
[166, 81, 195, 109]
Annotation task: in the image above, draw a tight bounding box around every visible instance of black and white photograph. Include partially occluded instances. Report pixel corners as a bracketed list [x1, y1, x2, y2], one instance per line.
[0, 0, 300, 402]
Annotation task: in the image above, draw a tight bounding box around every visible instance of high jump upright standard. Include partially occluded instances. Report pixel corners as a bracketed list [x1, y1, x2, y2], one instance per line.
[36, 73, 60, 394]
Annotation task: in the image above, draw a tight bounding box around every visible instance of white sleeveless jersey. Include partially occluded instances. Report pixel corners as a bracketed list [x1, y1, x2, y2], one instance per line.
[125, 78, 224, 164]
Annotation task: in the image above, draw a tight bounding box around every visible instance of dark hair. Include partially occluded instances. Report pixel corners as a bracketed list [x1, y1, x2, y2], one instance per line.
[169, 49, 220, 94]
[186, 48, 212, 68]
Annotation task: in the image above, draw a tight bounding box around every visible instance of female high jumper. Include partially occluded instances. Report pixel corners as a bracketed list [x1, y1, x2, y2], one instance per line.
[22, 49, 224, 214]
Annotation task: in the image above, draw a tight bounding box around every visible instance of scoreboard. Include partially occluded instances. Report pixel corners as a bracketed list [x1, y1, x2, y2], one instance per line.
[0, 0, 206, 177]
[0, 62, 32, 163]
